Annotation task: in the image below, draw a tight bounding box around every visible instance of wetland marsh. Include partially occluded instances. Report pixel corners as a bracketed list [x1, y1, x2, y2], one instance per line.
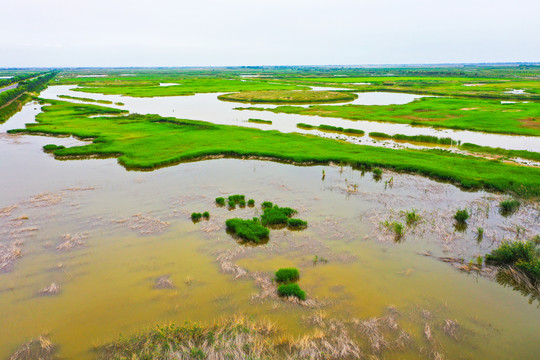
[1, 66, 539, 360]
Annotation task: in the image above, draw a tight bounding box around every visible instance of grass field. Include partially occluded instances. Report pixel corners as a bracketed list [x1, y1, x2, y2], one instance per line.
[218, 90, 357, 104]
[8, 99, 540, 198]
[247, 97, 540, 136]
[272, 75, 540, 100]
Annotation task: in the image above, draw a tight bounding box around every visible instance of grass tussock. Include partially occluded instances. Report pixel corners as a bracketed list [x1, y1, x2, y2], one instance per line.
[191, 212, 203, 221]
[486, 239, 540, 283]
[277, 283, 306, 300]
[453, 209, 470, 223]
[275, 268, 300, 283]
[43, 144, 65, 153]
[225, 218, 269, 243]
[248, 118, 272, 125]
[215, 197, 226, 206]
[287, 218, 308, 229]
[261, 205, 297, 226]
[499, 198, 521, 216]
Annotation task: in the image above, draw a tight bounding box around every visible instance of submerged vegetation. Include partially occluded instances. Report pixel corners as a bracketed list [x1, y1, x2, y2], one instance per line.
[248, 118, 272, 125]
[499, 198, 521, 216]
[10, 100, 540, 197]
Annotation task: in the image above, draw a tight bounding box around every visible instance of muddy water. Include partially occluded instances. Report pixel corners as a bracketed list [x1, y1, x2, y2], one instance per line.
[39, 86, 540, 153]
[1, 102, 540, 359]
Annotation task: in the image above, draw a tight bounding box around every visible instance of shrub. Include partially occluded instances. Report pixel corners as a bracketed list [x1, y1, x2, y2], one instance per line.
[454, 209, 470, 223]
[202, 211, 210, 219]
[43, 144, 65, 152]
[275, 268, 300, 283]
[486, 239, 540, 282]
[228, 194, 245, 203]
[287, 218, 307, 229]
[215, 197, 225, 206]
[499, 198, 521, 216]
[261, 205, 297, 226]
[191, 212, 202, 221]
[277, 283, 306, 300]
[225, 218, 269, 243]
[247, 199, 255, 207]
[261, 201, 273, 209]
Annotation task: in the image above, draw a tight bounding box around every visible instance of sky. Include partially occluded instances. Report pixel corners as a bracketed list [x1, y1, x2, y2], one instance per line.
[2, 0, 540, 67]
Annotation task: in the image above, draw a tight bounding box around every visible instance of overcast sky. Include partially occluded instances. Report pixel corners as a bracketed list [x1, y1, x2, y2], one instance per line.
[2, 0, 539, 67]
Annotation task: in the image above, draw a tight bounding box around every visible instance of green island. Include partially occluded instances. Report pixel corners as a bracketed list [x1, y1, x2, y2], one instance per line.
[246, 96, 540, 136]
[217, 90, 357, 104]
[8, 99, 540, 197]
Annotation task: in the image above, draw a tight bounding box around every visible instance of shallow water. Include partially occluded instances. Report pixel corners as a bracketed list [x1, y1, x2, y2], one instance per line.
[1, 102, 539, 359]
[38, 86, 540, 153]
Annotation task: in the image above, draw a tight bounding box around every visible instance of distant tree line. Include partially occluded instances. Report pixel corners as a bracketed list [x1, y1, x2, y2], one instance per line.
[0, 72, 41, 88]
[0, 71, 59, 123]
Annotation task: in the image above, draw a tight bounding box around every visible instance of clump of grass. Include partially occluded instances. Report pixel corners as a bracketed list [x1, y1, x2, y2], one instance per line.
[287, 218, 308, 229]
[477, 227, 484, 241]
[372, 168, 382, 179]
[296, 123, 316, 129]
[248, 118, 272, 125]
[404, 209, 421, 225]
[202, 211, 210, 219]
[277, 283, 306, 300]
[261, 205, 297, 226]
[454, 209, 470, 223]
[247, 199, 255, 207]
[43, 144, 65, 152]
[275, 268, 300, 283]
[228, 200, 236, 209]
[225, 218, 269, 243]
[499, 198, 521, 216]
[191, 212, 202, 221]
[261, 201, 273, 209]
[228, 194, 245, 204]
[486, 239, 540, 283]
[393, 222, 404, 238]
[239, 199, 246, 207]
[383, 220, 404, 240]
[215, 197, 225, 206]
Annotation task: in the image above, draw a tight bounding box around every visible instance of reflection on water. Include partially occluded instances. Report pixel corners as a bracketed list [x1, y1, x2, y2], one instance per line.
[38, 86, 540, 153]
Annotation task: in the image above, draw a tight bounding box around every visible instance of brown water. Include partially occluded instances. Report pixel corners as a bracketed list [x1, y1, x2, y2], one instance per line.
[1, 102, 539, 360]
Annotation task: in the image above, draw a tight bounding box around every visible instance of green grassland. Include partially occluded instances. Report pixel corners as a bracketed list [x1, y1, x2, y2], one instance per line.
[246, 97, 540, 136]
[56, 73, 310, 97]
[269, 75, 540, 100]
[8, 99, 540, 198]
[218, 90, 357, 104]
